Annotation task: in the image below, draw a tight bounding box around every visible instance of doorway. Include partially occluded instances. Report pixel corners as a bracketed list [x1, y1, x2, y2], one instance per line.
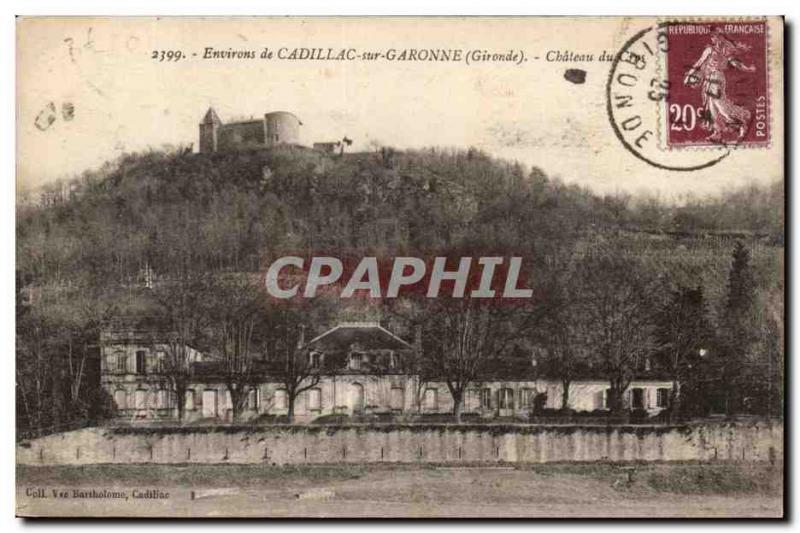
[202, 389, 218, 418]
[349, 383, 364, 413]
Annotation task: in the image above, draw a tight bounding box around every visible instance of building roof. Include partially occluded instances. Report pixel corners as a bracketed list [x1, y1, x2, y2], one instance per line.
[201, 107, 222, 125]
[264, 110, 303, 125]
[306, 322, 413, 351]
[99, 318, 672, 382]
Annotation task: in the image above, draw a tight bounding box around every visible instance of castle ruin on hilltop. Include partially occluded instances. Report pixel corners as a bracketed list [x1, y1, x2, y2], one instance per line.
[198, 107, 302, 153]
[199, 107, 348, 155]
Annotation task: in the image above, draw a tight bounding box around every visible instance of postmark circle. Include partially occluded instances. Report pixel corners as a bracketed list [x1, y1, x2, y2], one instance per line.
[606, 23, 730, 172]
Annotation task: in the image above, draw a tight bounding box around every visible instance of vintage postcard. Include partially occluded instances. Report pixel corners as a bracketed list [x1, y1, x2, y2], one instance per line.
[15, 16, 784, 518]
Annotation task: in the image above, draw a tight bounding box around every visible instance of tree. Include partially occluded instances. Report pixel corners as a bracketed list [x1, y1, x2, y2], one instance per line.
[51, 307, 106, 417]
[532, 266, 588, 412]
[761, 315, 783, 417]
[16, 278, 118, 437]
[260, 301, 332, 424]
[726, 241, 756, 317]
[718, 241, 758, 415]
[403, 326, 433, 415]
[150, 272, 208, 422]
[380, 302, 434, 415]
[574, 249, 658, 415]
[653, 285, 712, 418]
[417, 300, 518, 423]
[16, 312, 54, 437]
[203, 274, 263, 422]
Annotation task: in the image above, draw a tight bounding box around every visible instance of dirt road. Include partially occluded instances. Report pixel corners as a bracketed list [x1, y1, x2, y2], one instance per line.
[16, 464, 783, 518]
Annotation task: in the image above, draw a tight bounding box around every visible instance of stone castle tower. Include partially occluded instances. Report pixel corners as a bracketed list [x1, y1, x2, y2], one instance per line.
[198, 108, 222, 153]
[198, 107, 302, 153]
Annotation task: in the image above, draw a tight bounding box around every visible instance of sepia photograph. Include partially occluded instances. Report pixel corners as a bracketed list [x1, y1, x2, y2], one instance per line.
[14, 16, 784, 518]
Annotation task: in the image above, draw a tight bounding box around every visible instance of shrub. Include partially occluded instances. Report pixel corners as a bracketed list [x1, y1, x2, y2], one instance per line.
[87, 388, 117, 425]
[251, 414, 289, 425]
[531, 393, 548, 414]
[573, 409, 612, 417]
[311, 414, 351, 425]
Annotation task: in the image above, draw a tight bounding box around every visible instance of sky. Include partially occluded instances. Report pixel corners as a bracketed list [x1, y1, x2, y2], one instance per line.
[16, 17, 784, 199]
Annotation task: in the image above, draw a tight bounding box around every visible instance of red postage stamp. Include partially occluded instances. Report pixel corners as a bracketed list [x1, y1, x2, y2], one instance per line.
[665, 20, 769, 148]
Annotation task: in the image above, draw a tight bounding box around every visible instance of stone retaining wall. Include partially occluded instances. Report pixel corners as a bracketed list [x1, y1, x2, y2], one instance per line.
[16, 422, 783, 466]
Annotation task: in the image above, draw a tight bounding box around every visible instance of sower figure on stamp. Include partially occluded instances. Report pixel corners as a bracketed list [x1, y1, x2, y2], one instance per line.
[683, 30, 756, 143]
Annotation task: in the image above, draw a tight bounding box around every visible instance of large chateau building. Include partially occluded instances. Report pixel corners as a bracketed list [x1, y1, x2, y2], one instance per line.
[101, 320, 673, 424]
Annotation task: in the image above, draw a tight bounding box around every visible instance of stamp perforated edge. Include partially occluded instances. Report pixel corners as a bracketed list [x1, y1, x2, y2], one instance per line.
[654, 16, 773, 152]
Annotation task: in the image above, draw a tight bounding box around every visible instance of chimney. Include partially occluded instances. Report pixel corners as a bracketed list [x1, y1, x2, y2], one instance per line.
[297, 324, 306, 349]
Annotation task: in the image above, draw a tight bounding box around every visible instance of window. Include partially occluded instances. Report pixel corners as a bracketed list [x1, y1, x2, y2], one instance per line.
[463, 389, 478, 410]
[116, 352, 128, 374]
[519, 388, 534, 409]
[631, 388, 644, 410]
[424, 388, 438, 410]
[114, 389, 127, 410]
[461, 389, 478, 411]
[155, 351, 166, 373]
[498, 388, 515, 409]
[185, 389, 196, 411]
[657, 388, 670, 408]
[480, 388, 492, 409]
[309, 352, 321, 369]
[134, 389, 147, 410]
[307, 388, 322, 411]
[595, 390, 605, 410]
[350, 353, 363, 371]
[135, 350, 147, 375]
[156, 389, 169, 409]
[248, 388, 259, 411]
[224, 390, 233, 412]
[390, 387, 404, 411]
[274, 389, 288, 410]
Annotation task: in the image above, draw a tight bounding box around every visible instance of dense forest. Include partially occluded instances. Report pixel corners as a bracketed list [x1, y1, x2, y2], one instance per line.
[18, 145, 784, 284]
[16, 145, 784, 432]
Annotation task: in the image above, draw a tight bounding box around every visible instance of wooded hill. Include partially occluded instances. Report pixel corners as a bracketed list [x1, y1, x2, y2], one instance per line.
[17, 145, 783, 284]
[17, 145, 783, 330]
[15, 145, 784, 431]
